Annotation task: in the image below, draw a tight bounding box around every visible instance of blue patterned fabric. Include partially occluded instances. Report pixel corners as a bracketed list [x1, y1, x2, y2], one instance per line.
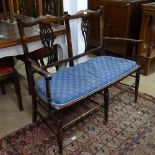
[36, 56, 137, 106]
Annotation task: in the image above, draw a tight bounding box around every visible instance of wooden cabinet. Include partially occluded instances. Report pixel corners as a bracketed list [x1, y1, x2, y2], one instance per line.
[139, 2, 155, 75]
[88, 0, 152, 57]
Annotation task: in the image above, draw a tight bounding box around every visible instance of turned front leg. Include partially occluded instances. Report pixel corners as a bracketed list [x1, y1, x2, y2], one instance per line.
[57, 112, 63, 154]
[135, 70, 140, 103]
[104, 88, 109, 125]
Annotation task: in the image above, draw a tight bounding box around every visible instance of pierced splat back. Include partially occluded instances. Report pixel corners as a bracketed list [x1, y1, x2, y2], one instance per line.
[81, 16, 90, 51]
[39, 23, 58, 66]
[16, 15, 59, 69]
[74, 8, 104, 52]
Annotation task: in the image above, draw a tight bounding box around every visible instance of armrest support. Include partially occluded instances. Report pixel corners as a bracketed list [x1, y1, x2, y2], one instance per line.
[28, 58, 51, 79]
[28, 58, 52, 102]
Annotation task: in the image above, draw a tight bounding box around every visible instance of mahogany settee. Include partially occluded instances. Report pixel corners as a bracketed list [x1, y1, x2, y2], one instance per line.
[16, 6, 141, 154]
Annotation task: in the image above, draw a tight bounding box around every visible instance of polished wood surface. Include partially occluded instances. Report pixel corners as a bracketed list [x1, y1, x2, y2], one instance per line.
[88, 0, 152, 57]
[0, 18, 66, 49]
[139, 2, 155, 75]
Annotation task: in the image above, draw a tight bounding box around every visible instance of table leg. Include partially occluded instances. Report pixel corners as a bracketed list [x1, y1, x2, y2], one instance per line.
[14, 0, 20, 13]
[8, 0, 14, 22]
[2, 0, 7, 21]
[37, 0, 43, 16]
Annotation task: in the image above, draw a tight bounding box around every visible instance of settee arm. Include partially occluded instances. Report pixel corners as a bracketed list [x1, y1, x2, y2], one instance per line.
[103, 37, 142, 60]
[103, 37, 142, 44]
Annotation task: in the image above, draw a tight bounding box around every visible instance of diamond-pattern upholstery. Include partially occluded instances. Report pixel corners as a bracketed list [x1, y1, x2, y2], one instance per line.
[36, 56, 137, 106]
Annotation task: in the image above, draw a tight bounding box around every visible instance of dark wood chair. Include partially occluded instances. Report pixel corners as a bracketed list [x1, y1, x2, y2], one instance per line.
[16, 6, 141, 154]
[0, 61, 23, 111]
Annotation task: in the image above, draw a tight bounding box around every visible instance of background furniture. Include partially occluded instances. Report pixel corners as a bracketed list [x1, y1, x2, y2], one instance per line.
[0, 0, 63, 22]
[0, 17, 68, 94]
[1, 0, 17, 22]
[88, 0, 152, 57]
[13, 0, 64, 17]
[139, 2, 155, 75]
[0, 61, 23, 111]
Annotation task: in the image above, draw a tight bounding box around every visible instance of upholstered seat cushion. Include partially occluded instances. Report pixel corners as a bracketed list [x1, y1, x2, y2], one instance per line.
[36, 56, 137, 107]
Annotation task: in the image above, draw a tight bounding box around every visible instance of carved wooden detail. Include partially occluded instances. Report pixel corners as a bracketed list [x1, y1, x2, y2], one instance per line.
[39, 23, 57, 65]
[81, 17, 90, 51]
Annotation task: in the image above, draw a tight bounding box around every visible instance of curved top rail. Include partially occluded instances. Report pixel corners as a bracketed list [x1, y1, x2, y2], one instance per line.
[15, 6, 104, 26]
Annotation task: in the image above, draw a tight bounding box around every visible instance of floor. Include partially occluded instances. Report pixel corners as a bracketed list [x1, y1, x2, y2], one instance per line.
[0, 61, 155, 139]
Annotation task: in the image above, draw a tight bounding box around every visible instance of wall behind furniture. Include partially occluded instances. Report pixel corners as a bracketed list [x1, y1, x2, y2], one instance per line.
[63, 0, 88, 56]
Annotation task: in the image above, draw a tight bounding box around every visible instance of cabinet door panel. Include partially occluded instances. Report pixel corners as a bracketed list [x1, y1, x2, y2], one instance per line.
[105, 2, 129, 56]
[88, 0, 108, 47]
[105, 2, 129, 37]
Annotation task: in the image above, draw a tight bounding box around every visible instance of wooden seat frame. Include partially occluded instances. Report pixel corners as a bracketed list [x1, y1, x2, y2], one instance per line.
[16, 6, 142, 154]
